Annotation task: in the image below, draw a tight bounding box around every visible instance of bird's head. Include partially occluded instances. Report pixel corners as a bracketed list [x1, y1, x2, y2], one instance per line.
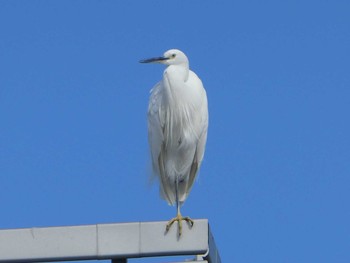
[140, 49, 189, 66]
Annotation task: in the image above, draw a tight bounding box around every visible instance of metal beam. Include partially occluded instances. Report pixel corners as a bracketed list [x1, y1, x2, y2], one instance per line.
[0, 219, 220, 263]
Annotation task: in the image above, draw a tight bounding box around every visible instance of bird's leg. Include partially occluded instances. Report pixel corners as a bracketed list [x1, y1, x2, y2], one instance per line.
[165, 178, 194, 236]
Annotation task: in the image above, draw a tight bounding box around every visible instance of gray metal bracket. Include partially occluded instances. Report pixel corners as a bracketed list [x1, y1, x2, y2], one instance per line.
[0, 219, 220, 263]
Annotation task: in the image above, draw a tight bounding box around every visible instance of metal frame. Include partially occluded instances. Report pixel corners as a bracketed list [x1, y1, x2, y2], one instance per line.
[0, 219, 220, 263]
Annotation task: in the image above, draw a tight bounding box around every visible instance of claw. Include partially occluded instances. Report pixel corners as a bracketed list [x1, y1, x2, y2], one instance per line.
[166, 213, 194, 236]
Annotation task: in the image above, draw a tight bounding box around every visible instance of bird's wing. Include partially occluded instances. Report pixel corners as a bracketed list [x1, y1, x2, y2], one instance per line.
[181, 72, 209, 201]
[147, 81, 164, 176]
[186, 101, 208, 197]
[148, 80, 176, 204]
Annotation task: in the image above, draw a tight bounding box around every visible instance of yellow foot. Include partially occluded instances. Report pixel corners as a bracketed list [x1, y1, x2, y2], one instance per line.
[166, 213, 194, 236]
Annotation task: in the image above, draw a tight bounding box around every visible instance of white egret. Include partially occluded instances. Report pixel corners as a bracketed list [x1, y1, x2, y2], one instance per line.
[140, 49, 208, 236]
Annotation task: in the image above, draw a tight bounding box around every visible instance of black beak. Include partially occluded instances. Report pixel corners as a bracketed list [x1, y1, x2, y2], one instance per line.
[139, 56, 169, 63]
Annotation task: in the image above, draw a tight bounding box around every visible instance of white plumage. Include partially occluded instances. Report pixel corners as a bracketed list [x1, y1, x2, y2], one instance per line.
[140, 49, 208, 236]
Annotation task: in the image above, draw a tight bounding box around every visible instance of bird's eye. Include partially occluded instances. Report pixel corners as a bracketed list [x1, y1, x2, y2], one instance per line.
[171, 54, 176, 58]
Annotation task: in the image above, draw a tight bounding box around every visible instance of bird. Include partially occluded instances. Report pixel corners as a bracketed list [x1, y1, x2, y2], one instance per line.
[140, 49, 208, 236]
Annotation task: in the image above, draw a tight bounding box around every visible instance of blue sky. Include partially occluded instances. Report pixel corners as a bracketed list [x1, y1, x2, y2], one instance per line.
[1, 1, 349, 262]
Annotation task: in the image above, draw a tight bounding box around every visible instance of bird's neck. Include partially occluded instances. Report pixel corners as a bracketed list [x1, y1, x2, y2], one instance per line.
[165, 64, 189, 82]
